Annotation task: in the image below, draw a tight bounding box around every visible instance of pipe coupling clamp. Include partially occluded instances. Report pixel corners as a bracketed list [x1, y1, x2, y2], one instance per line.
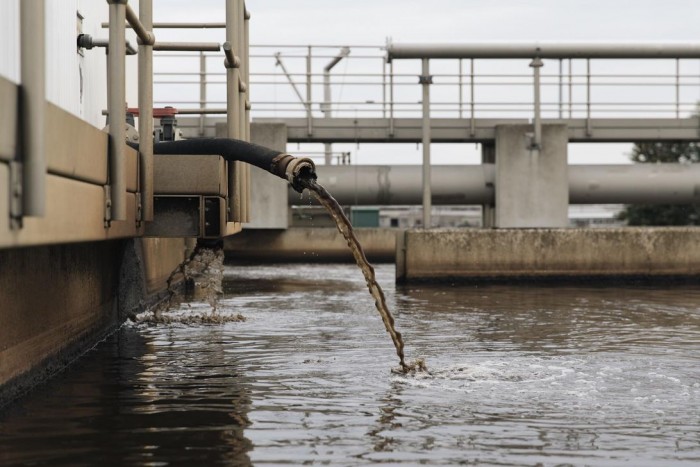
[285, 157, 317, 193]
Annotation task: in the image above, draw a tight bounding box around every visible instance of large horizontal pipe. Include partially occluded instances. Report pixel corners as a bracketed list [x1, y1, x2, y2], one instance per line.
[291, 164, 700, 205]
[387, 43, 700, 60]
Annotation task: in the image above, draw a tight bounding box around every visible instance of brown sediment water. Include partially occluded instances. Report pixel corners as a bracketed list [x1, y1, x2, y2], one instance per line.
[301, 178, 424, 373]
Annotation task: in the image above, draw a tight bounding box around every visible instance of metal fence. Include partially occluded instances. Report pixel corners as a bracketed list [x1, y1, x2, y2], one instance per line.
[152, 43, 700, 126]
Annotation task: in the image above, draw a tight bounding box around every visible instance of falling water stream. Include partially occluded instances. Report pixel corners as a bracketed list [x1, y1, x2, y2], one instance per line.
[301, 178, 423, 373]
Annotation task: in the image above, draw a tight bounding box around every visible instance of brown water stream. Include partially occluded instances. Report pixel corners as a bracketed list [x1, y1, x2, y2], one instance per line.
[301, 178, 423, 373]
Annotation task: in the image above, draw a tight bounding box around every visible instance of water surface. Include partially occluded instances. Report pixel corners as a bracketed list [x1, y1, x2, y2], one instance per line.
[2, 263, 700, 465]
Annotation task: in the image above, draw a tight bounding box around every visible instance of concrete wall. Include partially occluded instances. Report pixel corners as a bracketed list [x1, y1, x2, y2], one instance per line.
[0, 237, 189, 405]
[225, 227, 396, 263]
[495, 124, 568, 228]
[397, 228, 700, 282]
[248, 123, 289, 229]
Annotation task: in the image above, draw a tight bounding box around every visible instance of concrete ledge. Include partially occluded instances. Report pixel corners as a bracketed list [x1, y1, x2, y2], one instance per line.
[397, 227, 700, 283]
[224, 227, 397, 263]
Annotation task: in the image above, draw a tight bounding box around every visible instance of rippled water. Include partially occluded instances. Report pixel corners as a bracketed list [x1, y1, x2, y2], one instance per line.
[2, 263, 700, 466]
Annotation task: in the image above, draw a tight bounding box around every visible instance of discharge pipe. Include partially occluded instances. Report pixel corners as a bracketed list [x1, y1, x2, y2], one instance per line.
[142, 138, 316, 193]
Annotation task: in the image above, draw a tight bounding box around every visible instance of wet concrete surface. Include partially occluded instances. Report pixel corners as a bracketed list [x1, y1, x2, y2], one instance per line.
[2, 263, 700, 465]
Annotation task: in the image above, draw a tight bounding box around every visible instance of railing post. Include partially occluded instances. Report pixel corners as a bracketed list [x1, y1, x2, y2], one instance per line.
[198, 52, 206, 136]
[138, 0, 154, 222]
[389, 60, 395, 137]
[306, 45, 313, 136]
[558, 58, 563, 119]
[241, 1, 250, 223]
[529, 56, 543, 149]
[19, 0, 46, 219]
[458, 58, 463, 118]
[676, 58, 680, 118]
[107, 0, 127, 221]
[568, 59, 573, 118]
[382, 57, 387, 118]
[226, 0, 242, 222]
[470, 58, 475, 137]
[420, 58, 432, 229]
[586, 58, 592, 137]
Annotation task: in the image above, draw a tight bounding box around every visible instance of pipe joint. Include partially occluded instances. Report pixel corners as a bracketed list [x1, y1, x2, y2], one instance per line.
[270, 154, 317, 193]
[285, 157, 317, 193]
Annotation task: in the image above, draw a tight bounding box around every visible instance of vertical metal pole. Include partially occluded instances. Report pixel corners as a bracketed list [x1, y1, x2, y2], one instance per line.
[138, 0, 154, 222]
[676, 58, 680, 118]
[568, 59, 573, 118]
[530, 57, 543, 149]
[389, 60, 394, 136]
[306, 45, 313, 136]
[421, 58, 432, 229]
[586, 58, 592, 136]
[107, 0, 127, 221]
[226, 0, 241, 222]
[558, 58, 563, 119]
[323, 69, 332, 164]
[198, 52, 206, 136]
[382, 58, 387, 118]
[241, 2, 250, 223]
[470, 58, 475, 137]
[458, 58, 463, 118]
[20, 0, 46, 217]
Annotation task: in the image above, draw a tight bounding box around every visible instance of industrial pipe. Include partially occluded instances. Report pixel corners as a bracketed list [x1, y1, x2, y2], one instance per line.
[226, 0, 242, 221]
[139, 138, 316, 193]
[20, 0, 46, 217]
[292, 164, 700, 206]
[387, 43, 700, 60]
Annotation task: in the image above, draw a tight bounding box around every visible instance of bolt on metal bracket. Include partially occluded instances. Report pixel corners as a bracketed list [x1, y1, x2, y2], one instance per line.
[135, 192, 143, 227]
[418, 75, 433, 85]
[9, 161, 23, 230]
[104, 185, 112, 228]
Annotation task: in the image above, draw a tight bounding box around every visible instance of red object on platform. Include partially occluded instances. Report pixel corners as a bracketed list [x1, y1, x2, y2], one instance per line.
[126, 107, 178, 118]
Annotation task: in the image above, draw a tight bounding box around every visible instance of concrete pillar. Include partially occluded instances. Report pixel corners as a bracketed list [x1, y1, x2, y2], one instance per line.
[248, 122, 289, 229]
[481, 142, 495, 228]
[494, 124, 568, 228]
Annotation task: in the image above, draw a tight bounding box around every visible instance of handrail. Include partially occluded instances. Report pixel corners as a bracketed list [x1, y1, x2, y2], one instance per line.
[125, 3, 155, 45]
[387, 42, 700, 60]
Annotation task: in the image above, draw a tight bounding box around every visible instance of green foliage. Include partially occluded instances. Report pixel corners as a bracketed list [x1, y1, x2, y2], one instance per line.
[617, 142, 700, 226]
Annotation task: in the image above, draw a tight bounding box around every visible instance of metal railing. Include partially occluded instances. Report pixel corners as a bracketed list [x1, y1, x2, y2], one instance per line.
[151, 43, 700, 128]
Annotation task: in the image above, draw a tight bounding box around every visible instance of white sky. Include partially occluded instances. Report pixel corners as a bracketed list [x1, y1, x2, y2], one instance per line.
[153, 0, 700, 165]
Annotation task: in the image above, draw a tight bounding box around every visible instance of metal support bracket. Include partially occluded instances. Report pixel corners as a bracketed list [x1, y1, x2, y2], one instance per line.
[104, 185, 112, 228]
[418, 75, 433, 85]
[135, 192, 143, 226]
[9, 161, 23, 230]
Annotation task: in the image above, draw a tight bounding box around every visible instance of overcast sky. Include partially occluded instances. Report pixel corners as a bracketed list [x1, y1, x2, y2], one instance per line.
[153, 0, 700, 165]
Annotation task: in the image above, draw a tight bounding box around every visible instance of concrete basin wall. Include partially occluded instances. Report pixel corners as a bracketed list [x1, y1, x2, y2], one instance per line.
[224, 228, 397, 263]
[397, 227, 700, 282]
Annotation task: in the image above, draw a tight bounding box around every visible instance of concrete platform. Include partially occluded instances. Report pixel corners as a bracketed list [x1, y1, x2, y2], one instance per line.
[396, 227, 700, 283]
[224, 228, 397, 263]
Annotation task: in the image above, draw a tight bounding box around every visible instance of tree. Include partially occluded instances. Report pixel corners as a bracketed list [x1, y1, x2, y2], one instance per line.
[617, 142, 700, 226]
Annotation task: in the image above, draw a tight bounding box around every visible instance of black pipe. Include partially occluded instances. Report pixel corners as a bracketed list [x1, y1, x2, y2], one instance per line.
[130, 138, 317, 193]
